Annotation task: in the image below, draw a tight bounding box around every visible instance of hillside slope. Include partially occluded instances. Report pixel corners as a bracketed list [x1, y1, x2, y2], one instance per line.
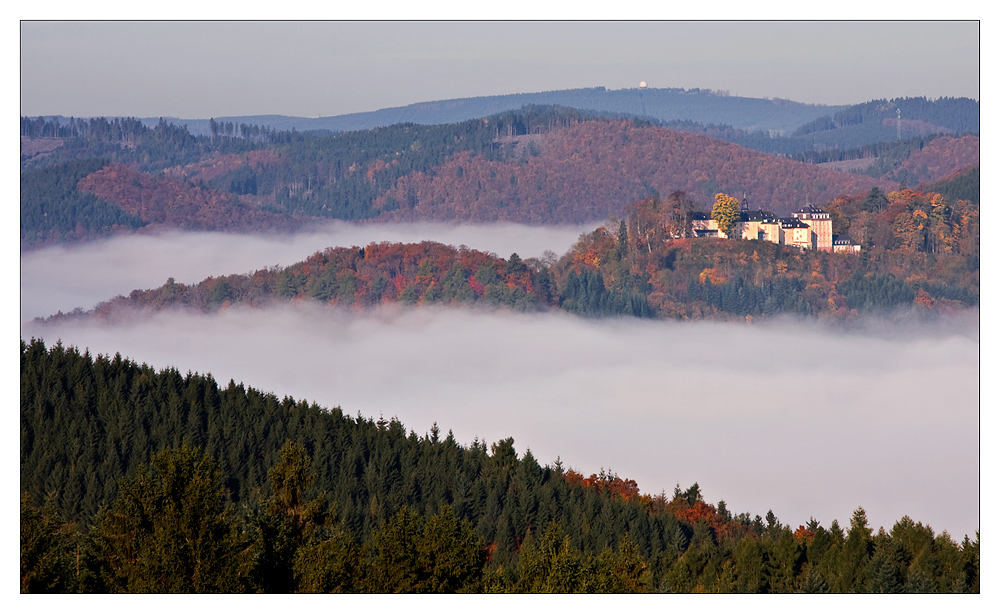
[374, 120, 896, 222]
[21, 338, 980, 593]
[77, 163, 302, 233]
[20, 110, 978, 246]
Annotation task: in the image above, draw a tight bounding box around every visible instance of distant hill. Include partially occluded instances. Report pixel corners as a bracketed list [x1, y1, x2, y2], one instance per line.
[132, 87, 842, 137]
[661, 96, 979, 158]
[372, 119, 897, 222]
[794, 97, 979, 138]
[30, 93, 977, 168]
[919, 164, 979, 205]
[20, 108, 978, 246]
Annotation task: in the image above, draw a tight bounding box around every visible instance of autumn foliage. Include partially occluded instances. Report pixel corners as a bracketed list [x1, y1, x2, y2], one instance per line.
[77, 163, 299, 232]
[550, 185, 978, 321]
[374, 120, 895, 224]
[563, 470, 643, 502]
[57, 241, 555, 322]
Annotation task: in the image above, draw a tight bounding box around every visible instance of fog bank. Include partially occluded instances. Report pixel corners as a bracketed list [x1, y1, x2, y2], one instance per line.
[22, 303, 980, 539]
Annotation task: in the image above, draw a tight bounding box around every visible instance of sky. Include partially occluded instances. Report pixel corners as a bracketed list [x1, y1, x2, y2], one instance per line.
[19, 226, 981, 539]
[19, 20, 980, 119]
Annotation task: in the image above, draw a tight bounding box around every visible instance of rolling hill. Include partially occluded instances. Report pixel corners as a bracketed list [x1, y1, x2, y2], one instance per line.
[20, 107, 978, 246]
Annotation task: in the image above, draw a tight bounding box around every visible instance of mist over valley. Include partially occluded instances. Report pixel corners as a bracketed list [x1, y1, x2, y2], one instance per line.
[21, 229, 980, 540]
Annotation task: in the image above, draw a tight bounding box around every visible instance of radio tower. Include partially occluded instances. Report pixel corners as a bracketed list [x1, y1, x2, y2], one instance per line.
[897, 108, 901, 141]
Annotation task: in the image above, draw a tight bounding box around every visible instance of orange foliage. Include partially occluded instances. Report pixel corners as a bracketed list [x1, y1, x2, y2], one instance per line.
[698, 267, 727, 285]
[562, 470, 644, 503]
[914, 288, 935, 308]
[793, 525, 815, 544]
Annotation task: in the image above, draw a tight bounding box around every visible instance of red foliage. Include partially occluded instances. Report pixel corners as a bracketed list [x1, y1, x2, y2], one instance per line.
[373, 120, 895, 224]
[562, 470, 644, 503]
[466, 276, 485, 297]
[893, 135, 980, 184]
[68, 240, 549, 320]
[78, 163, 298, 232]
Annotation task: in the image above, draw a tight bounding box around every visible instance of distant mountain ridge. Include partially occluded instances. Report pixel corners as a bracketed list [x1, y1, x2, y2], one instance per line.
[30, 89, 977, 163]
[131, 87, 844, 136]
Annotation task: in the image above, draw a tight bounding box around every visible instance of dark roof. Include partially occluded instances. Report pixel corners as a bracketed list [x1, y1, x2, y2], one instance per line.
[794, 204, 827, 215]
[780, 218, 809, 228]
[740, 209, 778, 222]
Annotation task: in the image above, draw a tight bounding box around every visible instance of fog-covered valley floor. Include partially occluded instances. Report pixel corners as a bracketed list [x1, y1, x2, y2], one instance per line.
[20, 224, 981, 539]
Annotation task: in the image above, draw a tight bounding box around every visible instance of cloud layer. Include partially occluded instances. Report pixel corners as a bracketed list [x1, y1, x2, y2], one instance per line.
[23, 303, 980, 539]
[19, 225, 981, 539]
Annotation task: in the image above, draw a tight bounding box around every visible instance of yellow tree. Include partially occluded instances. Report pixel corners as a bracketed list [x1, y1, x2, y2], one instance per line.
[711, 193, 741, 238]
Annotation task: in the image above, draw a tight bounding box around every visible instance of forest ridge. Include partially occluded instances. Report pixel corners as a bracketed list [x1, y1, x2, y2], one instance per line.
[20, 100, 979, 247]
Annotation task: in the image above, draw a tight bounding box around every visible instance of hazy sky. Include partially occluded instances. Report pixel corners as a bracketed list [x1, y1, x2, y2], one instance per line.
[19, 227, 982, 538]
[20, 21, 980, 118]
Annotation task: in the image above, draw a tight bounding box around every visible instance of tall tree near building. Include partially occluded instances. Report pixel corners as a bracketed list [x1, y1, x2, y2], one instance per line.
[711, 192, 741, 237]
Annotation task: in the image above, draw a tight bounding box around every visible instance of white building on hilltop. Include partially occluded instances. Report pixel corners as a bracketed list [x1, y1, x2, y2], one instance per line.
[690, 198, 850, 253]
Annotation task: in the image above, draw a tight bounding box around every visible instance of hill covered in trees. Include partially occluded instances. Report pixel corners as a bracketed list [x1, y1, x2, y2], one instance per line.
[61, 241, 554, 321]
[920, 164, 979, 205]
[21, 339, 980, 593]
[550, 186, 979, 321]
[41, 181, 978, 325]
[20, 105, 977, 247]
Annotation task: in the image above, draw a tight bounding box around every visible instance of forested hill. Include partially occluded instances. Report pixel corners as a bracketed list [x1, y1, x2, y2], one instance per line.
[41, 182, 978, 326]
[20, 107, 978, 247]
[370, 119, 895, 222]
[792, 96, 979, 142]
[60, 241, 556, 321]
[20, 339, 980, 593]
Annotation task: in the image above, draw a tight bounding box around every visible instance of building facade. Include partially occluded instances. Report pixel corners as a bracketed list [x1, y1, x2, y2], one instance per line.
[689, 200, 851, 253]
[790, 204, 833, 251]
